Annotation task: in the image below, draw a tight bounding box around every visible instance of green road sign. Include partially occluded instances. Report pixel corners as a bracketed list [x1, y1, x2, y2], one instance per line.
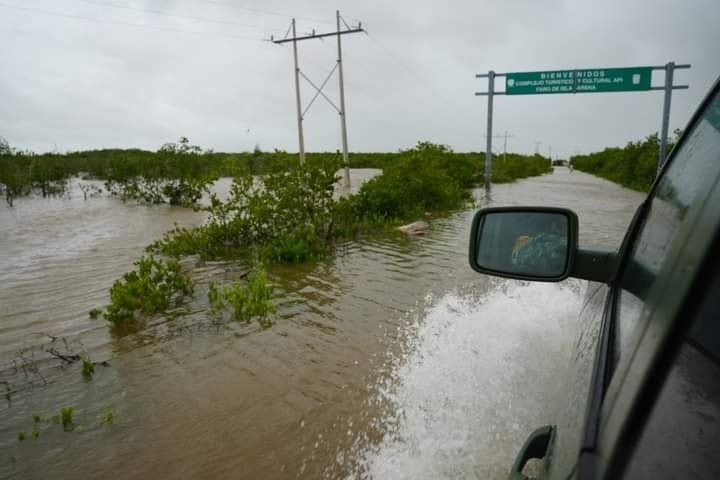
[505, 67, 652, 95]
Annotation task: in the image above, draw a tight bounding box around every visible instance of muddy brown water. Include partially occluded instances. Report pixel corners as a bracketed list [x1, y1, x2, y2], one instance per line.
[0, 168, 644, 479]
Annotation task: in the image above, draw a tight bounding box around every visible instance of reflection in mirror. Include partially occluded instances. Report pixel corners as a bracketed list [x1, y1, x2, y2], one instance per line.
[476, 212, 569, 278]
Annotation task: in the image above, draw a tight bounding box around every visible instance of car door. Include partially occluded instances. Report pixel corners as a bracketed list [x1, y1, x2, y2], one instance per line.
[579, 77, 720, 479]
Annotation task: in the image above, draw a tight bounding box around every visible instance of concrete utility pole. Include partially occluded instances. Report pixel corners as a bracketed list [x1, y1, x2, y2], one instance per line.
[483, 130, 514, 162]
[336, 11, 351, 188]
[501, 130, 513, 163]
[272, 12, 363, 187]
[291, 19, 305, 164]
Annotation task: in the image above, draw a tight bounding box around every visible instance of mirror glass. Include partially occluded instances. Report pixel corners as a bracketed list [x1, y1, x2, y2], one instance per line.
[475, 211, 570, 278]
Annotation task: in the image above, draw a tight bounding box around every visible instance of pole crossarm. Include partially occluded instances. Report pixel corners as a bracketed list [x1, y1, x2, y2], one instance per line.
[651, 85, 689, 91]
[272, 28, 363, 44]
[301, 64, 340, 117]
[651, 64, 691, 70]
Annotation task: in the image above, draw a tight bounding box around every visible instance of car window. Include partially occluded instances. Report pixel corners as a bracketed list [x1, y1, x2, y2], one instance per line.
[621, 264, 720, 478]
[614, 89, 720, 365]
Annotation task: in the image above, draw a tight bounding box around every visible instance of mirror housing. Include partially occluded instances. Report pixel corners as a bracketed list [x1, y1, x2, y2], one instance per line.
[469, 207, 579, 282]
[469, 206, 619, 283]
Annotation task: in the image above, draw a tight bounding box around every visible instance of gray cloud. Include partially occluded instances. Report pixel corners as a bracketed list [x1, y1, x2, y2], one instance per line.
[0, 0, 718, 158]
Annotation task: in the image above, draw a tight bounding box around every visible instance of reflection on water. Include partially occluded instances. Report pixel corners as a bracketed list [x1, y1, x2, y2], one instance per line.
[0, 168, 643, 479]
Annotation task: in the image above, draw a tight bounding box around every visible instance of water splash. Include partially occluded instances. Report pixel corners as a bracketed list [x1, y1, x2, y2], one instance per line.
[345, 279, 584, 479]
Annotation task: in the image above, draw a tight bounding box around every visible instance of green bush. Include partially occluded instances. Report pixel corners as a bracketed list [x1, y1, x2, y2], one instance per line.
[150, 141, 554, 264]
[571, 133, 677, 191]
[103, 255, 193, 327]
[100, 408, 114, 427]
[208, 269, 276, 327]
[60, 407, 74, 432]
[0, 153, 65, 207]
[492, 154, 553, 183]
[151, 156, 340, 263]
[81, 358, 95, 379]
[350, 149, 469, 221]
[104, 137, 217, 205]
[330, 142, 474, 237]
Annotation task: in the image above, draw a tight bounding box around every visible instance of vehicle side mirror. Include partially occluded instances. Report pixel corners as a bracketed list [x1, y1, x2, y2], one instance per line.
[468, 207, 579, 282]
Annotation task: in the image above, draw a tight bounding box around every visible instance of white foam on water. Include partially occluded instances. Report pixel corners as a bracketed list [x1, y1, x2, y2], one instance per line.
[350, 279, 585, 479]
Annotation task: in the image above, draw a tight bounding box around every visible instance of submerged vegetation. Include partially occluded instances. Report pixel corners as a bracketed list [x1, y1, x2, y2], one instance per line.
[0, 152, 69, 207]
[101, 255, 193, 328]
[149, 142, 551, 264]
[104, 137, 216, 205]
[208, 269, 276, 327]
[15, 406, 115, 441]
[59, 407, 75, 431]
[2, 137, 549, 328]
[149, 154, 341, 262]
[1, 136, 550, 206]
[81, 358, 95, 380]
[1, 136, 552, 328]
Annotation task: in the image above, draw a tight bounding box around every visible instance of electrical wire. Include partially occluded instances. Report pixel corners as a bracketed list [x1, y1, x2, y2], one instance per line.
[365, 31, 464, 110]
[75, 0, 282, 31]
[369, 34, 476, 117]
[197, 0, 335, 25]
[0, 2, 262, 40]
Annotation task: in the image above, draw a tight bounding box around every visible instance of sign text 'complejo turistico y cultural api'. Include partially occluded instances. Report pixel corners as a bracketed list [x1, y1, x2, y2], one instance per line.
[505, 67, 652, 95]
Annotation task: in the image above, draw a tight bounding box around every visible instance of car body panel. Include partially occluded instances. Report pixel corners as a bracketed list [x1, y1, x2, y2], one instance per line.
[546, 281, 608, 478]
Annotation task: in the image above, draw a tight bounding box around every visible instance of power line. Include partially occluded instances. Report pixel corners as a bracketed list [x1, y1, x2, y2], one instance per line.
[0, 3, 261, 40]
[75, 0, 282, 31]
[197, 0, 334, 25]
[364, 31, 468, 115]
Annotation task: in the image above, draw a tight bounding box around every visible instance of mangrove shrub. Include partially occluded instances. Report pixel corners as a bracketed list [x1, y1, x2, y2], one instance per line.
[103, 255, 193, 327]
[208, 269, 276, 326]
[570, 132, 679, 192]
[104, 137, 218, 205]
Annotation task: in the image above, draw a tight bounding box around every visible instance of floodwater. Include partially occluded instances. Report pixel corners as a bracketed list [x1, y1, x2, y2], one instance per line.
[0, 168, 644, 479]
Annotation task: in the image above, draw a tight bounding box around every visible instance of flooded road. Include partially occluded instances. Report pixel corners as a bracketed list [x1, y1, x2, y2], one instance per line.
[0, 168, 644, 479]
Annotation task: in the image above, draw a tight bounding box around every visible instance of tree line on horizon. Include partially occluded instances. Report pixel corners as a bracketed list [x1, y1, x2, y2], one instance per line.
[0, 136, 550, 207]
[570, 130, 682, 192]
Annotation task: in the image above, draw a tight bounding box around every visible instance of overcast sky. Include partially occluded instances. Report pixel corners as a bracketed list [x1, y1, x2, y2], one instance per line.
[1, 0, 718, 158]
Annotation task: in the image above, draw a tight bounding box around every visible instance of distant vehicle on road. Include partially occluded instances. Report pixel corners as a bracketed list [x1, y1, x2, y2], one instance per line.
[468, 75, 720, 479]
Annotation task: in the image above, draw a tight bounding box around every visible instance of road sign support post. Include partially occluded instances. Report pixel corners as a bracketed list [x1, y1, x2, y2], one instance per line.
[658, 62, 675, 173]
[485, 71, 495, 192]
[475, 63, 689, 189]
